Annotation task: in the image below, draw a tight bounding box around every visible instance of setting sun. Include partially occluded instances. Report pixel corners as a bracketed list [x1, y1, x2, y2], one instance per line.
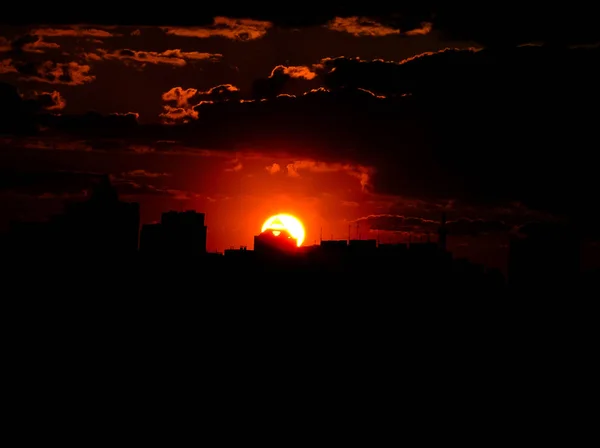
[261, 214, 305, 246]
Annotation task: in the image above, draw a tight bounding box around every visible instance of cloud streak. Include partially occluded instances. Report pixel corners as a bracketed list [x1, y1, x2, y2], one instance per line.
[326, 17, 433, 37]
[163, 17, 272, 41]
[86, 48, 222, 67]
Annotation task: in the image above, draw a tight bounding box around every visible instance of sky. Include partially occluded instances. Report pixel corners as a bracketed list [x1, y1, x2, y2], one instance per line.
[1, 5, 599, 272]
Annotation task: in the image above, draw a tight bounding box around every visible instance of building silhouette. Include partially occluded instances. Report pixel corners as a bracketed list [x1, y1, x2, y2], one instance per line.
[7, 175, 577, 294]
[508, 229, 580, 292]
[8, 175, 139, 256]
[140, 210, 207, 256]
[438, 212, 447, 251]
[254, 228, 297, 254]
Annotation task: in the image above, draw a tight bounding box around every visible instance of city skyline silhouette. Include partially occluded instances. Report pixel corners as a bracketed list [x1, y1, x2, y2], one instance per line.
[2, 175, 593, 296]
[1, 6, 599, 293]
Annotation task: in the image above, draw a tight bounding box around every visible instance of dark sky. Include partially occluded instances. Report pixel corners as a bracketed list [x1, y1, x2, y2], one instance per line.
[1, 5, 599, 271]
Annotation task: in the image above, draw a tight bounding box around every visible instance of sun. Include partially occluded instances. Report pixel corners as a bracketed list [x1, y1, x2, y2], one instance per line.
[261, 214, 305, 246]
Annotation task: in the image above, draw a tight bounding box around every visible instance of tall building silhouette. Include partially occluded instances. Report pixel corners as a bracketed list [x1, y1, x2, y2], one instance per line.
[254, 228, 297, 254]
[60, 175, 139, 254]
[8, 174, 139, 255]
[508, 228, 580, 291]
[140, 210, 207, 256]
[438, 212, 447, 251]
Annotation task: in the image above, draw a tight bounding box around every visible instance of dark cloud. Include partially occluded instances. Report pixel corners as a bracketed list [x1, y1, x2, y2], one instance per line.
[354, 214, 510, 236]
[0, 169, 194, 200]
[39, 111, 140, 137]
[0, 81, 56, 133]
[30, 90, 66, 110]
[0, 34, 60, 55]
[432, 4, 600, 47]
[122, 169, 171, 178]
[1, 44, 599, 232]
[514, 221, 576, 240]
[0, 169, 103, 196]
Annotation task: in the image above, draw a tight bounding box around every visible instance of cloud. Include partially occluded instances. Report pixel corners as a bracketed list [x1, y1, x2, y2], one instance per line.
[122, 170, 171, 178]
[0, 82, 69, 133]
[0, 168, 199, 202]
[265, 163, 281, 174]
[0, 59, 17, 74]
[315, 47, 482, 96]
[431, 5, 600, 47]
[0, 35, 61, 54]
[326, 17, 432, 37]
[251, 65, 317, 99]
[10, 7, 600, 46]
[30, 27, 115, 38]
[163, 17, 272, 41]
[270, 65, 316, 80]
[111, 177, 200, 199]
[30, 90, 66, 110]
[6, 60, 96, 85]
[2, 44, 599, 232]
[354, 214, 510, 236]
[160, 84, 240, 124]
[86, 48, 222, 67]
[405, 22, 433, 36]
[0, 170, 104, 197]
[224, 159, 243, 172]
[285, 161, 372, 191]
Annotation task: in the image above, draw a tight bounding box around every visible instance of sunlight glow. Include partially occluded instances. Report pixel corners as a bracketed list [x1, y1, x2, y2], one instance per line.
[261, 214, 305, 246]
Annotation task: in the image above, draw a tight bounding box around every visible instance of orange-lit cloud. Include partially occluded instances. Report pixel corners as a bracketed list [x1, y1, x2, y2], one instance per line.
[21, 37, 59, 53]
[0, 35, 60, 53]
[111, 112, 140, 120]
[265, 163, 281, 174]
[31, 90, 66, 110]
[162, 87, 199, 107]
[405, 22, 433, 36]
[159, 105, 198, 124]
[87, 48, 221, 67]
[269, 65, 316, 80]
[30, 27, 115, 38]
[160, 84, 240, 124]
[326, 17, 432, 37]
[224, 158, 243, 172]
[163, 17, 272, 41]
[282, 160, 372, 191]
[19, 61, 95, 85]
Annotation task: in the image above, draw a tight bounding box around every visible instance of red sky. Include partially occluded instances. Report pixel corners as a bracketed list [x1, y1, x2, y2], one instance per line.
[1, 9, 599, 273]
